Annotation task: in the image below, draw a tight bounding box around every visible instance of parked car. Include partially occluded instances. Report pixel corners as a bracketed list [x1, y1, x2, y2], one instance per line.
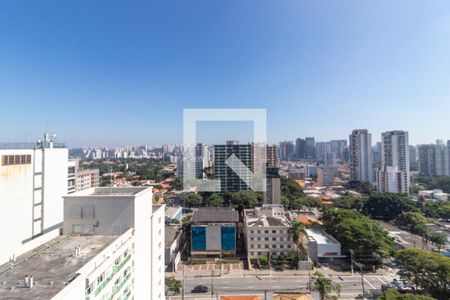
[191, 285, 208, 293]
[392, 279, 412, 293]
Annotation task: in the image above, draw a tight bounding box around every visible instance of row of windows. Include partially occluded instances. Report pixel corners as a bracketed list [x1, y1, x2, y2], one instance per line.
[1, 155, 31, 166]
[250, 236, 289, 242]
[250, 251, 287, 256]
[250, 229, 288, 234]
[249, 244, 291, 249]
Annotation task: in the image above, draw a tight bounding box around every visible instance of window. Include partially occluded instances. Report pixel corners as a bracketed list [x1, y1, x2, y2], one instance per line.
[1, 155, 32, 166]
[272, 230, 276, 234]
[272, 237, 276, 241]
[265, 237, 269, 241]
[264, 230, 269, 234]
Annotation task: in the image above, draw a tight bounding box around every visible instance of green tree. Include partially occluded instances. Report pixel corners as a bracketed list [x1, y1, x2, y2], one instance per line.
[363, 193, 417, 221]
[172, 177, 184, 190]
[180, 193, 203, 207]
[429, 232, 448, 252]
[229, 191, 259, 212]
[430, 176, 450, 193]
[281, 178, 304, 198]
[321, 209, 395, 257]
[347, 180, 373, 194]
[288, 221, 308, 252]
[207, 193, 224, 207]
[396, 248, 450, 300]
[377, 289, 435, 300]
[165, 277, 182, 295]
[314, 272, 341, 300]
[303, 196, 323, 210]
[334, 195, 365, 211]
[394, 211, 428, 234]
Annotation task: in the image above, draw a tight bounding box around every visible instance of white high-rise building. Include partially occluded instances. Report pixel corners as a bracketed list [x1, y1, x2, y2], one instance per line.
[0, 136, 68, 266]
[349, 129, 374, 183]
[0, 187, 165, 300]
[376, 130, 410, 194]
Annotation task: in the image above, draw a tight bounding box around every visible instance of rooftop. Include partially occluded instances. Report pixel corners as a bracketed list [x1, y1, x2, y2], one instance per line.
[66, 187, 149, 197]
[0, 142, 66, 150]
[0, 235, 117, 299]
[192, 208, 239, 223]
[245, 209, 291, 228]
[305, 228, 339, 245]
[165, 206, 182, 218]
[165, 226, 181, 247]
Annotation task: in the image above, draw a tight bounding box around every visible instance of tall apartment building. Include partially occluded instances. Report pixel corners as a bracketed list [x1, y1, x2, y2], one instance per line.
[349, 129, 374, 183]
[214, 141, 254, 192]
[376, 131, 410, 194]
[0, 136, 68, 266]
[418, 143, 450, 177]
[77, 169, 100, 191]
[315, 142, 332, 164]
[68, 159, 100, 194]
[278, 141, 295, 161]
[0, 187, 165, 300]
[63, 187, 165, 300]
[295, 138, 306, 160]
[317, 165, 336, 187]
[266, 145, 277, 168]
[305, 137, 316, 160]
[329, 140, 347, 160]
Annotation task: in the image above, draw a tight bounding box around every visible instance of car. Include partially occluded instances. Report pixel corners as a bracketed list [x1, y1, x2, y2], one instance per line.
[191, 285, 208, 293]
[392, 279, 412, 293]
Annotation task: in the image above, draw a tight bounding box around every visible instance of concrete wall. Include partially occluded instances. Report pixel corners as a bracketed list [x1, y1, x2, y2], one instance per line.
[0, 148, 68, 265]
[63, 195, 135, 235]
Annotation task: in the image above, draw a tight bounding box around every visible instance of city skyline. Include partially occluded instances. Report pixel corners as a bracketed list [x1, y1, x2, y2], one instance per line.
[1, 1, 450, 146]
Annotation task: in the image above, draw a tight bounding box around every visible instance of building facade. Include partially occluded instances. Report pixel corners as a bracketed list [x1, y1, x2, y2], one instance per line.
[244, 206, 293, 258]
[349, 129, 374, 183]
[214, 141, 253, 192]
[0, 137, 68, 266]
[376, 131, 410, 193]
[317, 166, 335, 187]
[63, 187, 165, 300]
[419, 143, 450, 177]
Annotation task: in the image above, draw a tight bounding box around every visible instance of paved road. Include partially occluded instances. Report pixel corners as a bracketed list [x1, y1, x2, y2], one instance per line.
[168, 274, 393, 299]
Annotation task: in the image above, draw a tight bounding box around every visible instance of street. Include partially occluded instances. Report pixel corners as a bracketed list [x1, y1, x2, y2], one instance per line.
[168, 274, 394, 299]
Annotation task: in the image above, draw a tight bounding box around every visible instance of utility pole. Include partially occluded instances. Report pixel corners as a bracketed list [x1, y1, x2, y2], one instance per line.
[211, 269, 214, 297]
[350, 250, 354, 276]
[361, 271, 365, 297]
[182, 270, 185, 300]
[308, 268, 312, 291]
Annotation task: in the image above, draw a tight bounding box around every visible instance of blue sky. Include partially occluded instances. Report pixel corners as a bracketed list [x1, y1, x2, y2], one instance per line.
[1, 1, 450, 147]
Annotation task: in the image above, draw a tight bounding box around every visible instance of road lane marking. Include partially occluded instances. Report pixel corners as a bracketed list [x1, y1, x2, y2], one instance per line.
[377, 277, 387, 284]
[364, 277, 376, 289]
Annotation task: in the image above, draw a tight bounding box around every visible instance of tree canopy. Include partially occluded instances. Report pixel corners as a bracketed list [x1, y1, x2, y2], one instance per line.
[396, 248, 450, 300]
[362, 193, 417, 221]
[228, 190, 259, 212]
[180, 193, 203, 207]
[321, 209, 395, 257]
[377, 289, 435, 300]
[281, 178, 304, 199]
[333, 195, 365, 211]
[314, 272, 341, 300]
